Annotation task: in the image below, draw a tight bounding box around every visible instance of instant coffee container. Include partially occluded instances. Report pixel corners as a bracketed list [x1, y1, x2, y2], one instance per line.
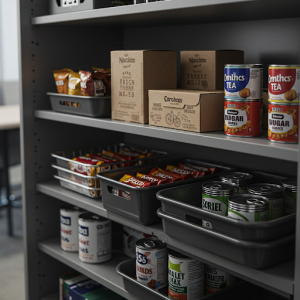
[281, 179, 297, 215]
[220, 172, 253, 194]
[228, 194, 269, 222]
[247, 183, 284, 220]
[202, 181, 235, 229]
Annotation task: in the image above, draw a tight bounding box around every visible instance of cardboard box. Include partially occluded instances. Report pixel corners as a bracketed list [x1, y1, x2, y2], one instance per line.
[111, 50, 177, 124]
[149, 89, 224, 133]
[181, 50, 244, 90]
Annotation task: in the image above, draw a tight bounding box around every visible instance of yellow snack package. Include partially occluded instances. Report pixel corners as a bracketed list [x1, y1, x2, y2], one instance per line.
[53, 69, 73, 94]
[68, 72, 81, 96]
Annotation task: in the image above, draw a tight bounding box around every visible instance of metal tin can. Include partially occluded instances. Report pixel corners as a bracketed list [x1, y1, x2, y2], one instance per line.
[224, 98, 263, 137]
[281, 179, 297, 215]
[60, 205, 85, 252]
[247, 183, 284, 220]
[268, 102, 299, 143]
[268, 65, 300, 103]
[168, 250, 204, 300]
[220, 172, 253, 194]
[78, 212, 112, 264]
[202, 181, 235, 229]
[224, 64, 263, 100]
[228, 194, 269, 222]
[204, 264, 236, 295]
[136, 237, 168, 290]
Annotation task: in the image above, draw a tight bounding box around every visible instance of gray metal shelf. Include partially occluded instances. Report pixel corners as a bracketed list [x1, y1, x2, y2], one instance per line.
[31, 0, 300, 27]
[35, 110, 298, 162]
[41, 293, 59, 300]
[37, 180, 294, 298]
[38, 238, 139, 300]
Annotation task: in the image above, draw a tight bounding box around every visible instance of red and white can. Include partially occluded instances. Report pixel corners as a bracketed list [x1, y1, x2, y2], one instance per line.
[268, 102, 299, 143]
[269, 65, 300, 103]
[224, 98, 263, 137]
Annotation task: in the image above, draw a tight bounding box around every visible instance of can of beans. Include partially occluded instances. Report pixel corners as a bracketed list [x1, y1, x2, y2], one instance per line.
[204, 264, 236, 295]
[168, 250, 204, 300]
[281, 179, 297, 215]
[228, 194, 269, 222]
[60, 205, 85, 252]
[268, 65, 300, 103]
[136, 237, 168, 290]
[224, 98, 263, 137]
[224, 64, 263, 99]
[220, 172, 253, 194]
[247, 183, 284, 220]
[268, 102, 299, 143]
[202, 181, 235, 229]
[78, 212, 112, 264]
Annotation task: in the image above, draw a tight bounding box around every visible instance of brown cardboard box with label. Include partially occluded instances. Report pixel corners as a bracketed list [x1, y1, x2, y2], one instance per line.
[181, 50, 244, 90]
[149, 89, 224, 133]
[111, 50, 177, 124]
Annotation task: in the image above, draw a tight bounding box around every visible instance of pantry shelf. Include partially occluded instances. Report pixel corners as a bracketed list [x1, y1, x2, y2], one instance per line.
[31, 0, 300, 27]
[35, 110, 298, 162]
[38, 238, 139, 300]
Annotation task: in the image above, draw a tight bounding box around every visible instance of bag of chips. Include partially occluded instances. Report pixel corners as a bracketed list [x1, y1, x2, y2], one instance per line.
[53, 69, 73, 94]
[68, 72, 81, 96]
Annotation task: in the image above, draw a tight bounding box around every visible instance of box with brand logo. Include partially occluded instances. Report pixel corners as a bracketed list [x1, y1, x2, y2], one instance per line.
[149, 89, 224, 133]
[181, 50, 244, 90]
[111, 50, 177, 124]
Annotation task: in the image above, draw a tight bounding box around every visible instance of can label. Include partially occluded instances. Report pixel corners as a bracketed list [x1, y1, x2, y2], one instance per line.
[269, 198, 284, 220]
[168, 256, 204, 300]
[204, 265, 236, 295]
[284, 190, 297, 215]
[202, 194, 229, 229]
[268, 103, 299, 143]
[136, 247, 168, 289]
[224, 66, 263, 99]
[224, 100, 263, 136]
[78, 219, 112, 263]
[268, 67, 300, 103]
[228, 209, 269, 222]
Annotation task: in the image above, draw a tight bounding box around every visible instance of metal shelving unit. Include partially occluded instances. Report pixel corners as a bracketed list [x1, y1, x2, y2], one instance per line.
[19, 0, 300, 299]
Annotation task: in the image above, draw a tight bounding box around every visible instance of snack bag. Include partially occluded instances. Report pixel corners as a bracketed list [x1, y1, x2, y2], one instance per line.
[92, 70, 111, 96]
[180, 163, 217, 175]
[80, 71, 94, 96]
[86, 154, 118, 170]
[68, 72, 81, 96]
[53, 69, 73, 94]
[102, 150, 132, 167]
[166, 165, 198, 179]
[119, 174, 154, 187]
[136, 172, 168, 185]
[69, 156, 105, 176]
[149, 168, 183, 182]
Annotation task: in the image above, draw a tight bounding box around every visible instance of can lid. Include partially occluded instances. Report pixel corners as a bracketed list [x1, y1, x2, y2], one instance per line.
[225, 64, 262, 68]
[247, 183, 284, 197]
[220, 172, 253, 186]
[228, 194, 269, 210]
[281, 178, 297, 192]
[202, 181, 235, 194]
[60, 205, 85, 213]
[79, 212, 108, 222]
[136, 237, 166, 250]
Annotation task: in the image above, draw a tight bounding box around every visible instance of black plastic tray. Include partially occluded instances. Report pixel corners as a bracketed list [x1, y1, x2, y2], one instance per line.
[116, 259, 286, 300]
[156, 171, 295, 242]
[157, 208, 295, 269]
[98, 159, 235, 225]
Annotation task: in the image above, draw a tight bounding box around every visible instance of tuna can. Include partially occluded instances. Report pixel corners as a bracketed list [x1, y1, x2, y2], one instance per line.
[268, 65, 300, 103]
[247, 183, 284, 220]
[202, 181, 235, 229]
[136, 237, 168, 290]
[224, 64, 263, 100]
[228, 194, 269, 222]
[168, 250, 204, 300]
[204, 264, 236, 295]
[268, 102, 299, 143]
[78, 212, 112, 264]
[281, 179, 297, 215]
[224, 98, 263, 137]
[60, 205, 85, 252]
[220, 172, 253, 194]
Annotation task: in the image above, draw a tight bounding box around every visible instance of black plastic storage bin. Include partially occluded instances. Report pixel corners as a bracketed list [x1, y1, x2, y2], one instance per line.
[98, 159, 235, 225]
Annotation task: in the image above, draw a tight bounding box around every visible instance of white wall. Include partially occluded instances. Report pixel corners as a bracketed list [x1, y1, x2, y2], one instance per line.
[0, 0, 20, 105]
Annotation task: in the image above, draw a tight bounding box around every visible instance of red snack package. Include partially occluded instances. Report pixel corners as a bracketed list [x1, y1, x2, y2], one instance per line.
[180, 163, 217, 175]
[174, 164, 205, 178]
[136, 172, 168, 185]
[165, 165, 194, 179]
[86, 154, 119, 170]
[119, 174, 154, 187]
[69, 156, 105, 176]
[149, 168, 183, 182]
[103, 150, 133, 167]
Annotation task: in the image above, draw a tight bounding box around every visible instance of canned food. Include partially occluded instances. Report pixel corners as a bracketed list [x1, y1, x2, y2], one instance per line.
[168, 250, 204, 300]
[60, 205, 85, 252]
[224, 98, 263, 137]
[202, 181, 235, 229]
[204, 264, 236, 295]
[228, 194, 269, 222]
[268, 65, 300, 103]
[224, 64, 263, 100]
[247, 183, 284, 220]
[281, 179, 297, 215]
[220, 172, 253, 194]
[78, 212, 112, 264]
[268, 102, 299, 143]
[136, 237, 168, 290]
